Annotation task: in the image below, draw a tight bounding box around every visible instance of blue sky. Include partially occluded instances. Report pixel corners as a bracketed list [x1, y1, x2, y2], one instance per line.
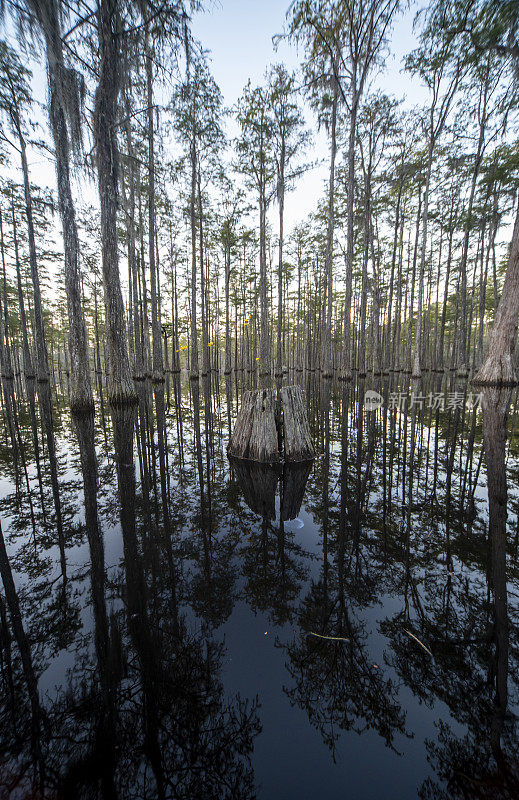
[7, 1, 430, 259]
[190, 0, 427, 229]
[192, 0, 423, 105]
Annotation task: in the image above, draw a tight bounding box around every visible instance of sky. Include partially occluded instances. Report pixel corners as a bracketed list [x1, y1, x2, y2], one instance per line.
[3, 1, 431, 270]
[189, 0, 427, 230]
[191, 0, 422, 106]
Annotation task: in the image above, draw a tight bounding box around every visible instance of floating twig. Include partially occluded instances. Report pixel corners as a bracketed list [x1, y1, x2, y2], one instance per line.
[307, 632, 350, 642]
[403, 628, 432, 656]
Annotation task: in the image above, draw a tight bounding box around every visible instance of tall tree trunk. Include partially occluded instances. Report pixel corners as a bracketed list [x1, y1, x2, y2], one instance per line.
[146, 42, 163, 382]
[340, 79, 359, 381]
[412, 138, 433, 378]
[16, 127, 50, 384]
[123, 96, 144, 380]
[35, 0, 93, 408]
[224, 240, 232, 375]
[438, 203, 456, 369]
[11, 197, 34, 380]
[94, 0, 135, 405]
[198, 172, 210, 377]
[259, 165, 269, 385]
[458, 67, 489, 375]
[189, 138, 199, 380]
[0, 210, 13, 380]
[276, 137, 286, 386]
[384, 175, 403, 368]
[322, 83, 337, 380]
[474, 205, 519, 385]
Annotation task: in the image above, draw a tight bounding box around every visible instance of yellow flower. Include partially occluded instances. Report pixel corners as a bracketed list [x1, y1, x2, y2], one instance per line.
[256, 357, 259, 361]
[208, 342, 213, 346]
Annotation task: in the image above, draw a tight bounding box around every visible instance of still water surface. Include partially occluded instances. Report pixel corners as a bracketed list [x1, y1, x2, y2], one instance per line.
[0, 374, 518, 799]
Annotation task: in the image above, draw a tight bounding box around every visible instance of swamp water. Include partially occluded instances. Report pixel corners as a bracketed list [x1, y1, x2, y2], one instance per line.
[0, 373, 518, 799]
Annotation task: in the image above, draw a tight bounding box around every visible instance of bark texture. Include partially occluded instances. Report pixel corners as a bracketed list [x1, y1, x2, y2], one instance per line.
[321, 83, 337, 379]
[32, 0, 93, 406]
[228, 385, 314, 463]
[473, 206, 519, 385]
[94, 0, 136, 404]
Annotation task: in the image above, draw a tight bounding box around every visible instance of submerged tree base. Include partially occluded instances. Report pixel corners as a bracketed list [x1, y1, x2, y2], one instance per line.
[472, 355, 517, 387]
[107, 384, 138, 407]
[70, 398, 96, 414]
[472, 377, 518, 387]
[228, 385, 315, 464]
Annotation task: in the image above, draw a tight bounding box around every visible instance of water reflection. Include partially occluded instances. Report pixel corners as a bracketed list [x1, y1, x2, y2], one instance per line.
[418, 387, 519, 799]
[229, 458, 312, 522]
[0, 374, 517, 798]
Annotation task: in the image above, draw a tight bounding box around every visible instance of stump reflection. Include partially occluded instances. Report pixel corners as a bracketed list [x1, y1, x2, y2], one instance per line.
[230, 457, 313, 521]
[281, 461, 313, 521]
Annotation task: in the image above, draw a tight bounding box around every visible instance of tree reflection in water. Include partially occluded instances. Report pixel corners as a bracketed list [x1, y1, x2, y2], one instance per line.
[417, 387, 519, 799]
[0, 375, 517, 799]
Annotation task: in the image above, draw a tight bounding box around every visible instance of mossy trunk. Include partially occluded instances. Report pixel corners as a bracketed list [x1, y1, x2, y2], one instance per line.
[38, 0, 93, 409]
[94, 0, 136, 406]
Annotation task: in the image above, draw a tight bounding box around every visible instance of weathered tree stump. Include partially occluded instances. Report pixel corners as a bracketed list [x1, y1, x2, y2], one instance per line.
[280, 386, 314, 462]
[228, 385, 314, 464]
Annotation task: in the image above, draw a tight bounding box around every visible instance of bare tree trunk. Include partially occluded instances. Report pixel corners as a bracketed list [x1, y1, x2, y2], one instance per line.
[189, 138, 199, 380]
[474, 205, 519, 385]
[276, 137, 286, 386]
[11, 197, 34, 380]
[407, 192, 421, 372]
[459, 69, 489, 375]
[0, 211, 13, 380]
[198, 172, 210, 377]
[321, 83, 337, 380]
[123, 95, 144, 380]
[438, 204, 455, 369]
[259, 175, 270, 385]
[477, 224, 490, 366]
[412, 139, 433, 378]
[224, 240, 232, 375]
[35, 0, 93, 408]
[94, 0, 135, 405]
[138, 187, 151, 376]
[146, 42, 163, 382]
[340, 80, 359, 381]
[16, 130, 49, 384]
[384, 186, 402, 370]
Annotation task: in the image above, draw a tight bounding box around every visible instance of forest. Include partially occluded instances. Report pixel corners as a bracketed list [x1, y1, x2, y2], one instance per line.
[0, 0, 516, 399]
[0, 0, 518, 798]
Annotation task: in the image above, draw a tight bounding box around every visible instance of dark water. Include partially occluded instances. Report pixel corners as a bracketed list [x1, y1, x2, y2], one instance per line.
[0, 373, 518, 799]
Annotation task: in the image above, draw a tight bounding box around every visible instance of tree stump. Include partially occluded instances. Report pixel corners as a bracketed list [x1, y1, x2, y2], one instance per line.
[228, 385, 314, 464]
[280, 386, 314, 462]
